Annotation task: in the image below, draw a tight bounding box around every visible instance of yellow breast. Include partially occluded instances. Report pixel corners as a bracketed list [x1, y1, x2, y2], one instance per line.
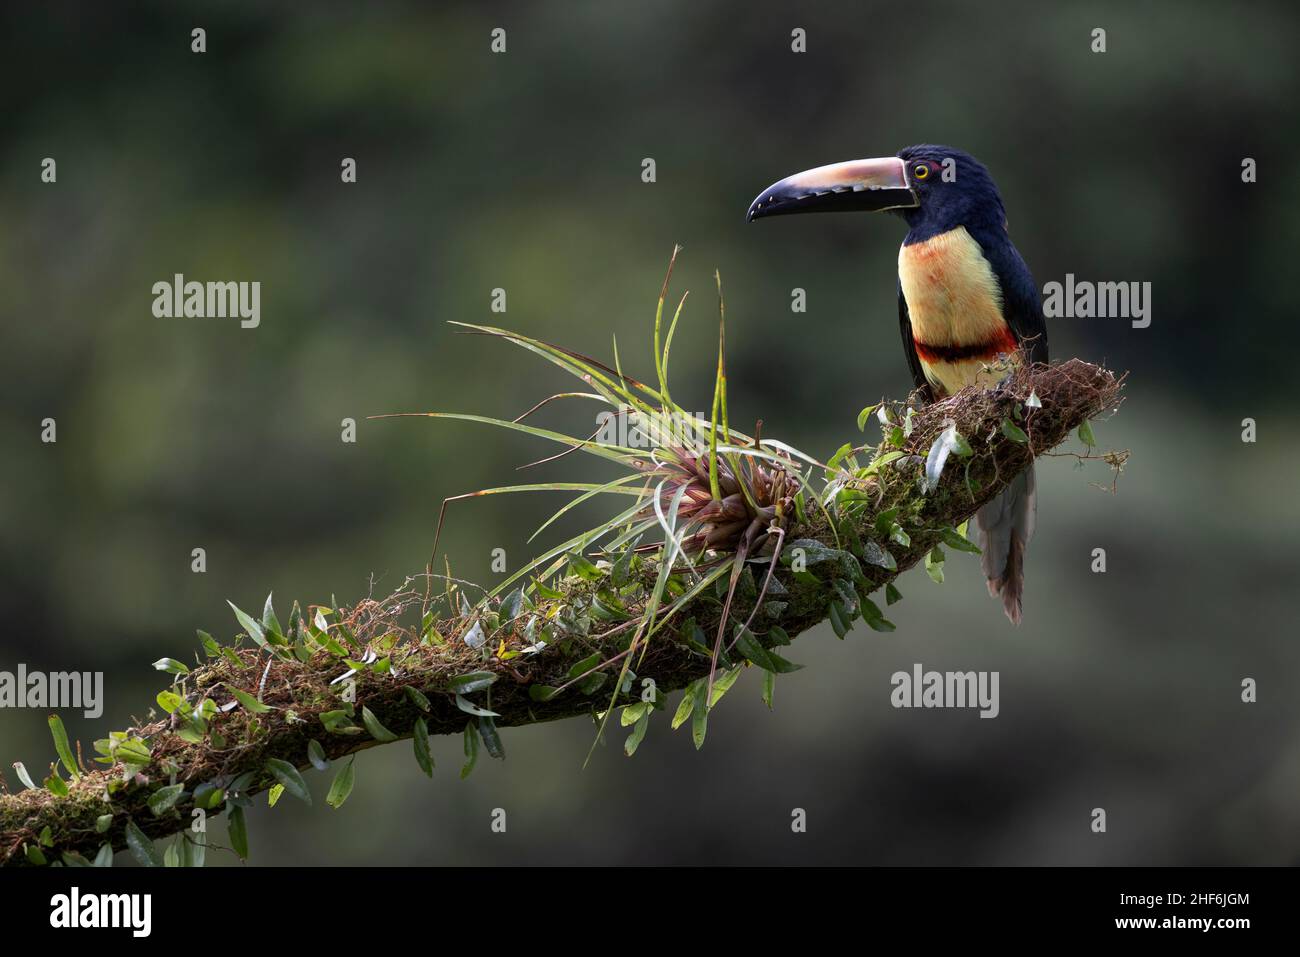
[898, 226, 1015, 396]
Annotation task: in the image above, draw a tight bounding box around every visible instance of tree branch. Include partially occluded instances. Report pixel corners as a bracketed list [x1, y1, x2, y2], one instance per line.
[0, 358, 1123, 866]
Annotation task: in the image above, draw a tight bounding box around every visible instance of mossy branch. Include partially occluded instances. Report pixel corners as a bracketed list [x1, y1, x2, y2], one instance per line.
[0, 359, 1122, 866]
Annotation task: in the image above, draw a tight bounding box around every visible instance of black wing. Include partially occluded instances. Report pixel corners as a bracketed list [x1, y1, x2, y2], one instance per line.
[897, 280, 933, 400]
[982, 233, 1049, 364]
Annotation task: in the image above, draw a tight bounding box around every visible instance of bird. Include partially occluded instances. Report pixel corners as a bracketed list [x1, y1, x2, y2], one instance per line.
[746, 145, 1048, 623]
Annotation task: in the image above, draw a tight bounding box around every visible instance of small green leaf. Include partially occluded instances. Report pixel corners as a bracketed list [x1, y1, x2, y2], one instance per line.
[262, 592, 283, 640]
[194, 783, 225, 809]
[113, 737, 152, 772]
[455, 694, 500, 718]
[833, 578, 860, 616]
[447, 671, 498, 694]
[45, 773, 68, 796]
[577, 671, 608, 696]
[499, 588, 524, 621]
[230, 687, 272, 714]
[611, 537, 640, 587]
[762, 670, 776, 710]
[528, 684, 559, 702]
[320, 710, 360, 734]
[691, 696, 708, 750]
[707, 667, 743, 708]
[860, 539, 896, 571]
[856, 402, 881, 432]
[784, 538, 842, 567]
[175, 723, 205, 745]
[48, 714, 81, 782]
[267, 783, 284, 807]
[1001, 418, 1029, 443]
[360, 706, 398, 743]
[125, 819, 163, 867]
[198, 629, 220, 657]
[179, 833, 206, 868]
[939, 526, 982, 554]
[265, 758, 312, 805]
[148, 783, 185, 816]
[228, 600, 269, 650]
[404, 686, 431, 712]
[152, 657, 190, 675]
[734, 630, 777, 670]
[326, 758, 356, 808]
[825, 441, 854, 475]
[885, 582, 903, 605]
[95, 813, 113, 833]
[1078, 419, 1097, 447]
[227, 805, 249, 859]
[567, 652, 603, 680]
[533, 580, 563, 601]
[413, 717, 433, 777]
[460, 722, 479, 779]
[566, 551, 602, 580]
[828, 601, 851, 638]
[307, 739, 329, 772]
[476, 716, 505, 759]
[624, 712, 650, 756]
[672, 681, 699, 730]
[926, 545, 946, 583]
[620, 702, 650, 726]
[866, 449, 905, 475]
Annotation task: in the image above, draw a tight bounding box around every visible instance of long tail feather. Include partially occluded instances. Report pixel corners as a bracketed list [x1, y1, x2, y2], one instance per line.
[974, 464, 1036, 625]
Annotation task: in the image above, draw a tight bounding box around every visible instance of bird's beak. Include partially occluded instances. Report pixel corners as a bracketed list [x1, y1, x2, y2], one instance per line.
[746, 156, 918, 221]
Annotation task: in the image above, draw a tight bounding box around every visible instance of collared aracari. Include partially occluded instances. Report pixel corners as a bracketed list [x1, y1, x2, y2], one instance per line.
[747, 146, 1047, 623]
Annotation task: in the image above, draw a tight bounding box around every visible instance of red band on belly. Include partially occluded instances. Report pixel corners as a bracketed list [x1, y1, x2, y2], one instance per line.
[914, 327, 1018, 364]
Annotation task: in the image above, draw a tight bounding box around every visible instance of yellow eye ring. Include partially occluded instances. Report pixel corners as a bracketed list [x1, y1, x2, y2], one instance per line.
[913, 164, 929, 180]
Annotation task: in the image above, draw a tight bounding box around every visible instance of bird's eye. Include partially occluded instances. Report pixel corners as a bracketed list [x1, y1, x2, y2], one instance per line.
[912, 164, 930, 180]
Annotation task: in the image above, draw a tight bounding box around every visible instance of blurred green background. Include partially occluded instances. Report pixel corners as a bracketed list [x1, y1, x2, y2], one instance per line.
[3, 0, 1299, 865]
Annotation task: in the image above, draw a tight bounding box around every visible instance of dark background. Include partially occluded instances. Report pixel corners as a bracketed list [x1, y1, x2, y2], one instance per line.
[2, 0, 1298, 865]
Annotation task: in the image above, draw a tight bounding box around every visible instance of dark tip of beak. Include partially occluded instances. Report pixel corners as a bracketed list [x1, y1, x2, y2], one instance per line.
[747, 186, 917, 222]
[747, 190, 807, 222]
[746, 156, 918, 223]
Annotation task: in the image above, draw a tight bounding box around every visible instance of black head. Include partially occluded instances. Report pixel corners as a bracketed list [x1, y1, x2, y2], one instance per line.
[893, 144, 1006, 240]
